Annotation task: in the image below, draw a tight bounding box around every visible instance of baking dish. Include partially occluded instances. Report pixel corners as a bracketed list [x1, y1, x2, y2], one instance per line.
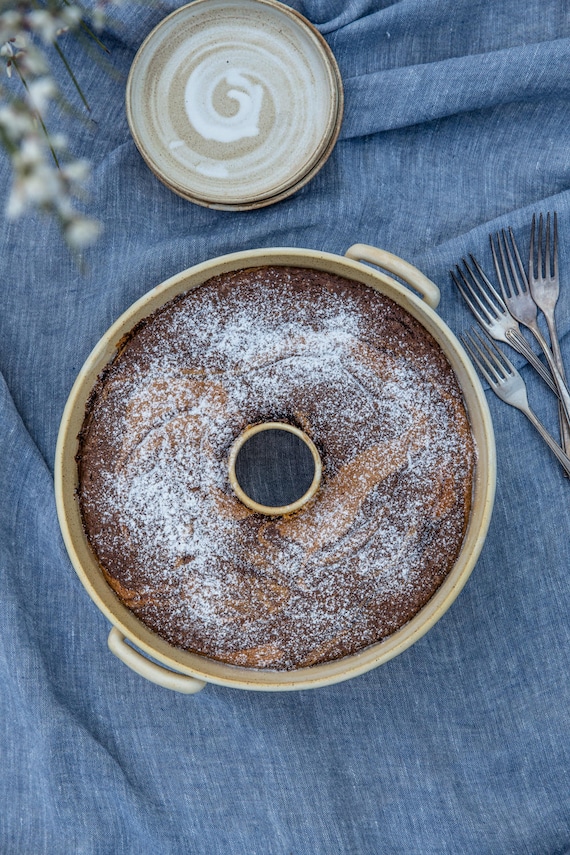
[54, 244, 496, 693]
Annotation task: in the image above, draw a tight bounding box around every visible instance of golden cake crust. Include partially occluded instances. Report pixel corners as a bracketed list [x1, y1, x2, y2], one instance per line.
[77, 266, 476, 670]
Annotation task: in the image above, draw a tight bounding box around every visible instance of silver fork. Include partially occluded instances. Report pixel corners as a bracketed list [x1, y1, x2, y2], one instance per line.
[462, 328, 570, 477]
[450, 257, 556, 393]
[490, 227, 570, 428]
[527, 211, 570, 456]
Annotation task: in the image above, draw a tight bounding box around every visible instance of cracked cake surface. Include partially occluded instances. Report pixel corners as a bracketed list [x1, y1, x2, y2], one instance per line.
[77, 266, 476, 670]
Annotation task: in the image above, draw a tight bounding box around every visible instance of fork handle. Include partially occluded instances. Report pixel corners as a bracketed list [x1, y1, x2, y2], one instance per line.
[556, 402, 570, 471]
[505, 328, 556, 393]
[521, 406, 570, 478]
[544, 314, 570, 460]
[527, 322, 570, 427]
[547, 315, 566, 378]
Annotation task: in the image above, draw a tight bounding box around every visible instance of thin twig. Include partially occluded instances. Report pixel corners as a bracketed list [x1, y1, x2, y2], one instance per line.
[53, 38, 90, 111]
[11, 57, 60, 167]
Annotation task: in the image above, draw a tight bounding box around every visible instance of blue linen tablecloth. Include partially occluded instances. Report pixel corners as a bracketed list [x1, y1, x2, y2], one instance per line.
[1, 1, 570, 852]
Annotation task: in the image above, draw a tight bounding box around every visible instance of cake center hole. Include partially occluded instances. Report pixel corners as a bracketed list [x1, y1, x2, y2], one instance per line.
[230, 424, 321, 513]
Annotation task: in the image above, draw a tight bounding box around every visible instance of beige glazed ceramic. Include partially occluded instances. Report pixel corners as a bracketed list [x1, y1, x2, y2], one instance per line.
[228, 422, 323, 516]
[126, 0, 344, 209]
[55, 245, 496, 694]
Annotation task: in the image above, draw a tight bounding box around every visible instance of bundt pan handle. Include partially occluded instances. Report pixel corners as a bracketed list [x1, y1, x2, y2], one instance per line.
[345, 244, 441, 309]
[107, 628, 207, 694]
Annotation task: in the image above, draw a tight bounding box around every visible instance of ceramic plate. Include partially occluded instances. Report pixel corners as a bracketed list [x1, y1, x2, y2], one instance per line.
[126, 0, 344, 209]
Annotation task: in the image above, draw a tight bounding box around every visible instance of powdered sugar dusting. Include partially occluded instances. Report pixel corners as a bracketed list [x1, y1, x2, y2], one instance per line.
[78, 267, 476, 670]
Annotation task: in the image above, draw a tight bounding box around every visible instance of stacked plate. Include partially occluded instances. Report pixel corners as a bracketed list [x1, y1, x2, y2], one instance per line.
[126, 0, 344, 209]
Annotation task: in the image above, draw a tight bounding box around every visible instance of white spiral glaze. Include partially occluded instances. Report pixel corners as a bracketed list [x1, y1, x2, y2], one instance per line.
[185, 66, 263, 143]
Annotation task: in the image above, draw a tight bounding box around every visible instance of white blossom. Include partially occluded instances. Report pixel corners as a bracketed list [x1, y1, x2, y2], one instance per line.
[61, 159, 91, 183]
[0, 103, 36, 138]
[0, 0, 123, 250]
[65, 216, 103, 249]
[25, 77, 57, 114]
[28, 8, 82, 45]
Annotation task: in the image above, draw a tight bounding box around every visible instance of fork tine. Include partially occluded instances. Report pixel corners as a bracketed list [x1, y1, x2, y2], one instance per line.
[463, 329, 507, 384]
[471, 327, 516, 378]
[451, 265, 492, 325]
[529, 213, 536, 281]
[530, 211, 559, 281]
[543, 211, 557, 279]
[498, 231, 515, 296]
[450, 269, 483, 322]
[461, 333, 496, 387]
[492, 229, 527, 299]
[469, 254, 506, 309]
[507, 227, 528, 289]
[490, 233, 509, 300]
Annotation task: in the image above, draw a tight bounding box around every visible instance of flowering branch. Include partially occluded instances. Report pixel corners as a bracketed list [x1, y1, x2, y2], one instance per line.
[0, 1, 119, 249]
